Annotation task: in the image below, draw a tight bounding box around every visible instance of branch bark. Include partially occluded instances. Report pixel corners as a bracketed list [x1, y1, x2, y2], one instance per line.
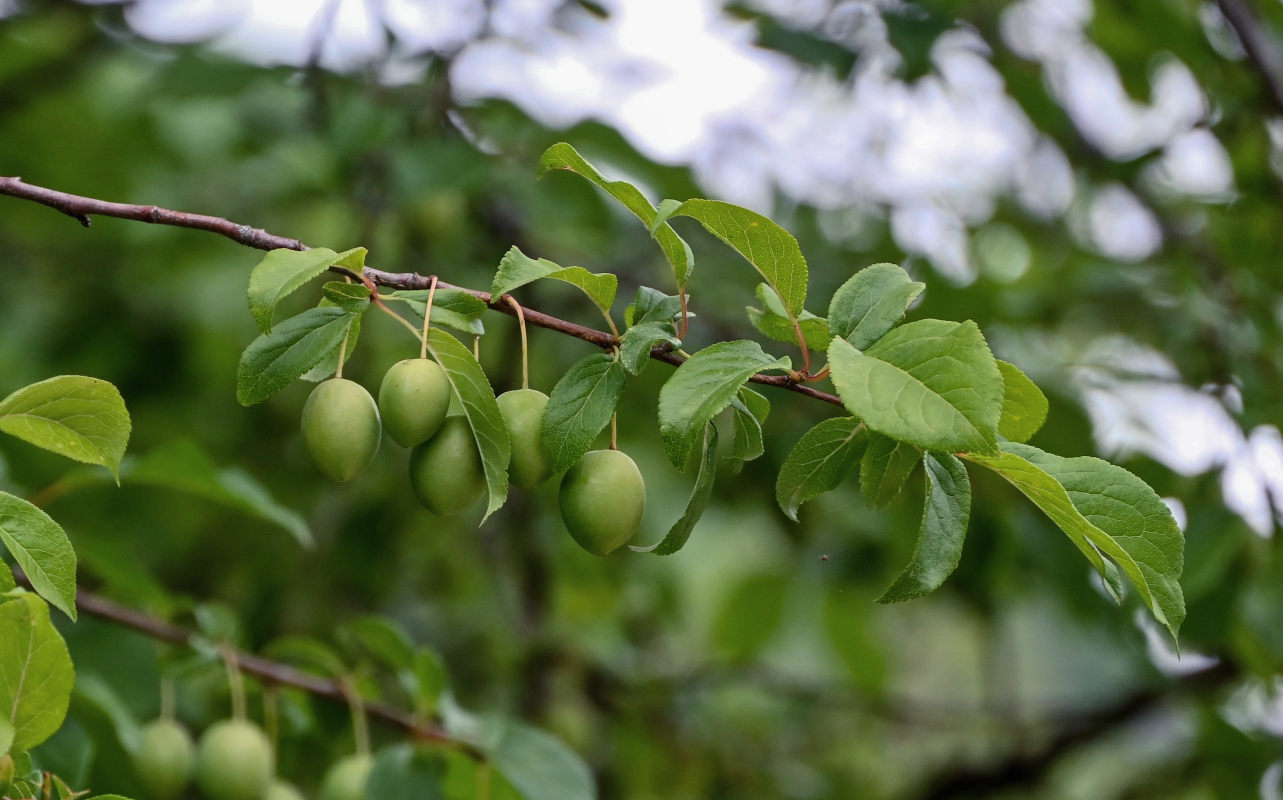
[1215, 0, 1283, 116]
[0, 176, 841, 407]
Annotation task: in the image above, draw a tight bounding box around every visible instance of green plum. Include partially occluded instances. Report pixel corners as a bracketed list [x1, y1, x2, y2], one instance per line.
[301, 378, 381, 481]
[195, 719, 273, 800]
[409, 415, 485, 515]
[133, 718, 194, 800]
[318, 753, 373, 800]
[497, 388, 551, 489]
[265, 780, 306, 800]
[378, 358, 452, 447]
[559, 449, 646, 555]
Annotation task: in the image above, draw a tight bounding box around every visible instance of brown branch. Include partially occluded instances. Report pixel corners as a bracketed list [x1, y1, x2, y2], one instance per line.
[11, 568, 479, 757]
[0, 176, 843, 408]
[1215, 0, 1283, 117]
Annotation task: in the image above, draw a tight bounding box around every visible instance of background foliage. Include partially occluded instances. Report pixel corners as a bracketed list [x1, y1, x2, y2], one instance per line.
[2, 1, 1282, 798]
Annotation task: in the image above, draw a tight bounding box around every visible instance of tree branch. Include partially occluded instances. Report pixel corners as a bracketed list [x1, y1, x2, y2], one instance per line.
[1215, 0, 1283, 117]
[11, 567, 480, 757]
[0, 176, 842, 408]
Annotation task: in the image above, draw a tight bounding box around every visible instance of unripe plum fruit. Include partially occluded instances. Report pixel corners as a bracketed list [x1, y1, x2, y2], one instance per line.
[378, 358, 452, 447]
[497, 389, 551, 489]
[195, 719, 273, 800]
[559, 449, 646, 555]
[301, 378, 381, 481]
[133, 718, 194, 800]
[266, 780, 306, 800]
[409, 415, 485, 515]
[319, 753, 373, 800]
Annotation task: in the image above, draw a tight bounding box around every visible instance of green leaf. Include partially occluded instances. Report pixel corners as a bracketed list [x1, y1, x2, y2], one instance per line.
[0, 592, 74, 750]
[725, 387, 769, 473]
[878, 453, 971, 603]
[127, 440, 312, 548]
[333, 246, 368, 269]
[236, 306, 357, 406]
[489, 721, 595, 800]
[246, 247, 339, 333]
[338, 616, 415, 671]
[666, 199, 808, 318]
[631, 424, 718, 555]
[424, 329, 511, 523]
[0, 493, 76, 620]
[712, 572, 789, 661]
[860, 434, 922, 509]
[625, 287, 683, 327]
[392, 289, 487, 336]
[828, 263, 924, 350]
[617, 321, 679, 375]
[827, 319, 1003, 454]
[261, 635, 347, 678]
[300, 302, 362, 383]
[0, 715, 12, 755]
[490, 247, 617, 318]
[540, 354, 627, 474]
[658, 341, 790, 468]
[0, 376, 131, 480]
[321, 281, 372, 312]
[538, 142, 691, 288]
[0, 565, 13, 593]
[366, 744, 445, 800]
[746, 283, 830, 351]
[775, 417, 867, 522]
[963, 446, 1150, 618]
[997, 360, 1049, 444]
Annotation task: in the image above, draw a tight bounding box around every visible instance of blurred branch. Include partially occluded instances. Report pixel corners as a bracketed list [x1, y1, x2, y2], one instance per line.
[0, 176, 842, 407]
[11, 566, 479, 756]
[1215, 0, 1283, 116]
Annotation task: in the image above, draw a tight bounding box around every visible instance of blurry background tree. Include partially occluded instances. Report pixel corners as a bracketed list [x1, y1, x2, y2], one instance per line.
[1, 0, 1282, 798]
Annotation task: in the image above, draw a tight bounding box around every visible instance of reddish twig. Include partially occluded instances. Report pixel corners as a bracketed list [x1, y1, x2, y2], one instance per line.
[0, 176, 843, 408]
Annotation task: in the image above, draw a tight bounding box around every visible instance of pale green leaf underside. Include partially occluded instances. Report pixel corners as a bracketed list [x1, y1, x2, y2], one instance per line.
[725, 387, 769, 473]
[0, 492, 77, 620]
[632, 424, 717, 555]
[247, 247, 339, 333]
[236, 307, 356, 406]
[321, 280, 372, 312]
[425, 329, 511, 523]
[746, 283, 830, 351]
[490, 246, 617, 317]
[391, 289, 487, 336]
[670, 199, 808, 318]
[538, 142, 691, 288]
[860, 434, 922, 509]
[827, 319, 1002, 454]
[878, 452, 971, 603]
[658, 340, 790, 468]
[996, 360, 1049, 443]
[541, 353, 627, 474]
[0, 591, 75, 750]
[489, 720, 596, 800]
[0, 375, 131, 479]
[775, 416, 866, 521]
[828, 263, 924, 350]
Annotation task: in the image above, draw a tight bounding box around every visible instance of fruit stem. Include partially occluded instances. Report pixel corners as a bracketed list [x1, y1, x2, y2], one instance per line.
[473, 334, 481, 361]
[341, 677, 371, 757]
[610, 413, 618, 450]
[420, 276, 439, 360]
[503, 295, 530, 390]
[264, 687, 280, 759]
[678, 289, 689, 339]
[221, 645, 247, 721]
[160, 675, 175, 722]
[335, 326, 352, 378]
[477, 762, 493, 800]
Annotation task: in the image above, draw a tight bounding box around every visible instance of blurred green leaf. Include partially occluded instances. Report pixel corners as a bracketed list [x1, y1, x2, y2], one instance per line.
[365, 743, 445, 800]
[712, 572, 789, 661]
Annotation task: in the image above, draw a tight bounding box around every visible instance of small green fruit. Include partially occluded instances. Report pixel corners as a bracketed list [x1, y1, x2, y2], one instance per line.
[559, 449, 646, 555]
[0, 754, 15, 791]
[301, 378, 381, 482]
[409, 415, 485, 515]
[266, 780, 306, 800]
[497, 389, 551, 489]
[133, 718, 194, 800]
[319, 753, 373, 800]
[378, 358, 452, 447]
[195, 719, 273, 800]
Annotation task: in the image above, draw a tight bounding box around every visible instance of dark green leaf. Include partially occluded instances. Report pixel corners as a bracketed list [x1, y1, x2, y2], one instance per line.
[490, 247, 616, 317]
[625, 287, 683, 327]
[338, 616, 415, 671]
[236, 307, 357, 406]
[246, 247, 339, 333]
[746, 283, 830, 351]
[878, 453, 971, 603]
[997, 360, 1049, 443]
[489, 721, 595, 800]
[725, 387, 769, 473]
[300, 304, 362, 383]
[0, 376, 131, 480]
[827, 320, 1002, 454]
[617, 321, 679, 375]
[0, 592, 74, 750]
[631, 424, 717, 555]
[366, 744, 445, 800]
[775, 417, 867, 521]
[538, 142, 691, 288]
[860, 434, 922, 509]
[424, 329, 511, 523]
[261, 635, 347, 678]
[658, 341, 790, 468]
[0, 492, 76, 620]
[828, 263, 924, 350]
[540, 354, 627, 474]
